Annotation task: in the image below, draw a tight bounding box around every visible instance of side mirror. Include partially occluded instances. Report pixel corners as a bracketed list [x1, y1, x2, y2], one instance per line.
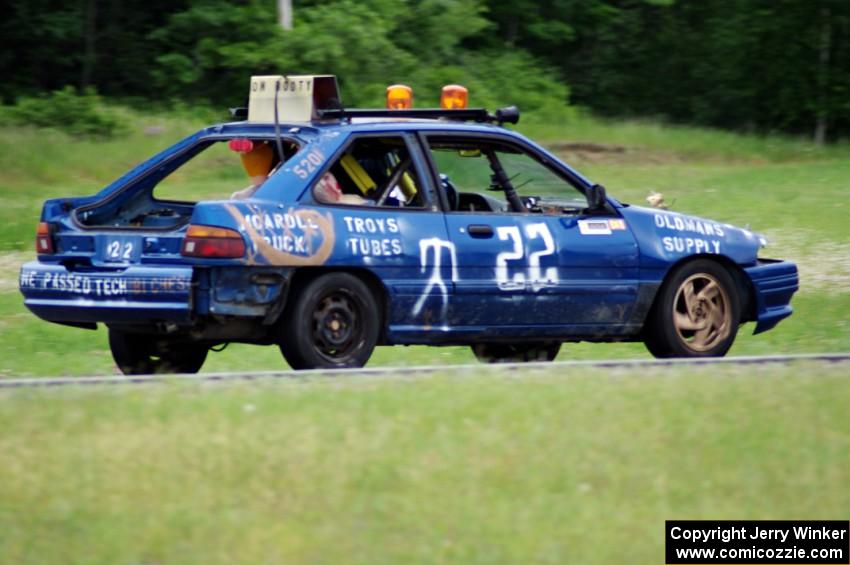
[586, 183, 607, 210]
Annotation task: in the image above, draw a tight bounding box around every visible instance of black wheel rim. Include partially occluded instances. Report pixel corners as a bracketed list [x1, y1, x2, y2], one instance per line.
[311, 290, 363, 363]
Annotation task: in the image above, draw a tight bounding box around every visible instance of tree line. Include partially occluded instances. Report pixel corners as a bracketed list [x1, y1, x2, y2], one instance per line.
[3, 0, 849, 141]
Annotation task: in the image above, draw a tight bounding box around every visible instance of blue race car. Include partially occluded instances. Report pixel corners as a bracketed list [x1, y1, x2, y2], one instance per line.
[19, 75, 799, 373]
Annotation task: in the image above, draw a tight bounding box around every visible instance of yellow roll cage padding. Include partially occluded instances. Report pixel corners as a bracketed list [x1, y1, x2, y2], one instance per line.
[339, 152, 419, 202]
[340, 154, 377, 195]
[399, 172, 418, 200]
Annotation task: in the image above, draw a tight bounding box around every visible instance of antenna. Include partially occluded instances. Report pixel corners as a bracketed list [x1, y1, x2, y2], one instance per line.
[273, 79, 286, 163]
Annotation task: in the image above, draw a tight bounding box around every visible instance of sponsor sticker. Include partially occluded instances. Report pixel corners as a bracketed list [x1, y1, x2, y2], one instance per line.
[608, 219, 627, 231]
[578, 219, 612, 235]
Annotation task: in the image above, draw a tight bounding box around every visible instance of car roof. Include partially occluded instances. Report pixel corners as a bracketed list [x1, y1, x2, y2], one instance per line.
[197, 117, 595, 193]
[203, 119, 522, 139]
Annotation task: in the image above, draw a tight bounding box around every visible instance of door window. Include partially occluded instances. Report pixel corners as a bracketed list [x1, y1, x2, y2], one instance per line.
[312, 136, 426, 208]
[426, 137, 588, 214]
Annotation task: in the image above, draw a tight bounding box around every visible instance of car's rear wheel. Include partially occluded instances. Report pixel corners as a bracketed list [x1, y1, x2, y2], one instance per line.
[643, 259, 740, 358]
[108, 329, 208, 375]
[471, 342, 561, 363]
[279, 273, 380, 370]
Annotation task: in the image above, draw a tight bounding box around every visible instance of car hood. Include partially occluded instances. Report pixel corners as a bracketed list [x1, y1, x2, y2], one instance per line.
[619, 205, 765, 267]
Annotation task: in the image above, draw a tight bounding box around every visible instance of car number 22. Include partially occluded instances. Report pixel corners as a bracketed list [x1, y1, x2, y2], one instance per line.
[105, 239, 134, 261]
[495, 222, 559, 292]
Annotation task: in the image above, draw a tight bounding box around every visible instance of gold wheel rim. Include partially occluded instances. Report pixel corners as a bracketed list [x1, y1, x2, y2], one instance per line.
[672, 273, 731, 352]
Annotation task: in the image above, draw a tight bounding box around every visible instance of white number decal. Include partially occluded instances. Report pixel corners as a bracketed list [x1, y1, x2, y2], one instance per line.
[494, 223, 558, 292]
[496, 226, 526, 290]
[106, 240, 133, 261]
[293, 148, 326, 179]
[526, 223, 558, 291]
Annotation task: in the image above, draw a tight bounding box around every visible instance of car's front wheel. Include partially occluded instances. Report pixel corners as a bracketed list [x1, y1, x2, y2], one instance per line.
[108, 329, 208, 374]
[279, 273, 380, 370]
[471, 342, 561, 363]
[643, 259, 740, 358]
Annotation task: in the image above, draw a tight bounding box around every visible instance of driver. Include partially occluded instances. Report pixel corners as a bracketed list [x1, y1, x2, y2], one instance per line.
[231, 141, 277, 200]
[314, 172, 370, 205]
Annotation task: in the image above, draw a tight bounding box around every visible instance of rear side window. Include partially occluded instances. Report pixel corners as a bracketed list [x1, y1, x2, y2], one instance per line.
[76, 137, 299, 229]
[312, 136, 426, 208]
[154, 138, 299, 203]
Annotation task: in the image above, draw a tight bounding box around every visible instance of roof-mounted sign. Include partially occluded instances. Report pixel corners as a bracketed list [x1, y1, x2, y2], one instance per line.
[247, 75, 341, 123]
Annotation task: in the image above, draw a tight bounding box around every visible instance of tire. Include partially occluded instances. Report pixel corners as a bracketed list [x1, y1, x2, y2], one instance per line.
[279, 273, 380, 370]
[471, 342, 561, 363]
[108, 329, 208, 375]
[643, 259, 740, 358]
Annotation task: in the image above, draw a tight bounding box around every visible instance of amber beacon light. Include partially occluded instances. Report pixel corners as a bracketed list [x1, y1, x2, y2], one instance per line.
[386, 85, 413, 109]
[440, 85, 468, 109]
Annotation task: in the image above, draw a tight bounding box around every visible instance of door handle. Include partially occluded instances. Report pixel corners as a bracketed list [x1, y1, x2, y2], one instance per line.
[467, 224, 494, 238]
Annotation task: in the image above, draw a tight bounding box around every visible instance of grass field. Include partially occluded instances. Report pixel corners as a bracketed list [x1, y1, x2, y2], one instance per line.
[0, 108, 847, 376]
[0, 362, 847, 563]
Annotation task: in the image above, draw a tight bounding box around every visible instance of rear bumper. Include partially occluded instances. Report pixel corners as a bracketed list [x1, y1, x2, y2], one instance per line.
[19, 262, 194, 325]
[744, 259, 799, 335]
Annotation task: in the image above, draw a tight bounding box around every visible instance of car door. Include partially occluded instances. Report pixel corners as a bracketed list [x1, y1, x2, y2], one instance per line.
[423, 134, 641, 334]
[300, 133, 456, 338]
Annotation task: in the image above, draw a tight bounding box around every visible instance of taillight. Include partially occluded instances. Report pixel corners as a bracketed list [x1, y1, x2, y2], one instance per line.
[36, 222, 55, 254]
[181, 225, 246, 258]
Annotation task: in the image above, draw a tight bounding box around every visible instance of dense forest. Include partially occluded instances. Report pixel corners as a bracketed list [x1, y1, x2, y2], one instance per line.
[3, 0, 849, 141]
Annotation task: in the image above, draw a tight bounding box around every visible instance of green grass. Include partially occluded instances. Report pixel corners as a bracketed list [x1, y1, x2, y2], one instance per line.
[0, 362, 847, 564]
[0, 107, 848, 376]
[522, 111, 850, 163]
